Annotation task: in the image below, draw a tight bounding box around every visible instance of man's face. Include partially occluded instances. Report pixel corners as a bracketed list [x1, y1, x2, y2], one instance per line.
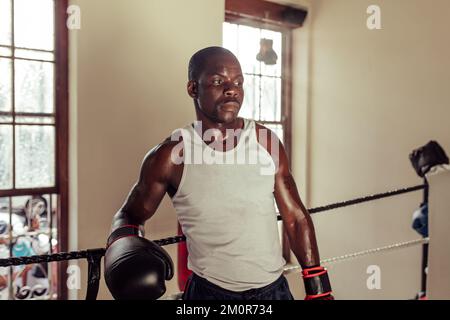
[189, 53, 244, 124]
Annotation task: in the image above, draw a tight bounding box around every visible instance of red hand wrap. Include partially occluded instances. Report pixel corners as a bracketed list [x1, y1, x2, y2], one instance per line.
[302, 266, 333, 300]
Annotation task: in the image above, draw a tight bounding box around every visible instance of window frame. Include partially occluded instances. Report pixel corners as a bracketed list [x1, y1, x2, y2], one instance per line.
[0, 0, 69, 299]
[224, 18, 293, 162]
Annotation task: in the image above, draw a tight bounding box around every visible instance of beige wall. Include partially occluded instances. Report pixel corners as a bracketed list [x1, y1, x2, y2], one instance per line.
[69, 0, 225, 299]
[291, 0, 450, 299]
[427, 167, 450, 299]
[68, 0, 449, 300]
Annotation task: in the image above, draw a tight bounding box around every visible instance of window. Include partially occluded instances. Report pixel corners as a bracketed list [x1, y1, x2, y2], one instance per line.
[223, 22, 286, 144]
[0, 0, 68, 299]
[223, 0, 307, 262]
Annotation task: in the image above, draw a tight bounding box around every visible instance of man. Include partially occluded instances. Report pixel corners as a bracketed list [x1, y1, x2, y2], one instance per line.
[104, 47, 333, 300]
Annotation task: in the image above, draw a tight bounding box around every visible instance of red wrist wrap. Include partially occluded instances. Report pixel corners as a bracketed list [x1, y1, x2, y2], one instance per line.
[302, 266, 333, 300]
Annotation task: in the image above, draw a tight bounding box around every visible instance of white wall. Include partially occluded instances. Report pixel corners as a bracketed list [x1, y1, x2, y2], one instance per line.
[69, 0, 225, 299]
[290, 0, 450, 299]
[427, 167, 450, 299]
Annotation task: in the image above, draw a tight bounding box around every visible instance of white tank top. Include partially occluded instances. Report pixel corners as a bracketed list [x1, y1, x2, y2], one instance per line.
[171, 118, 286, 291]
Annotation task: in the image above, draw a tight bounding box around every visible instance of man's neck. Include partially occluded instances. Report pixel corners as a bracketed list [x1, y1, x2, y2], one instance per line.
[193, 110, 244, 147]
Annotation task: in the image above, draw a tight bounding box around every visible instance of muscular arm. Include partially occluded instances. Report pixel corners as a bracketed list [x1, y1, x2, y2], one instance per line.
[256, 124, 320, 268]
[110, 138, 178, 236]
[275, 166, 320, 268]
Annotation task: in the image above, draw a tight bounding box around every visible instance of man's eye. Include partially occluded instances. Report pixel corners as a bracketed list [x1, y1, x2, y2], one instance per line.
[212, 79, 222, 85]
[235, 81, 243, 87]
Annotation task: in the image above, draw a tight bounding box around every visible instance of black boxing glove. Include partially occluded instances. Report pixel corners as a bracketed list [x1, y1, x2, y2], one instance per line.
[104, 225, 174, 300]
[302, 265, 334, 300]
[409, 140, 449, 177]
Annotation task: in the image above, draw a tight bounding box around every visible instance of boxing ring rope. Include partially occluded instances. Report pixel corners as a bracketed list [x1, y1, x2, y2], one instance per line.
[0, 184, 427, 300]
[284, 237, 430, 273]
[161, 237, 430, 300]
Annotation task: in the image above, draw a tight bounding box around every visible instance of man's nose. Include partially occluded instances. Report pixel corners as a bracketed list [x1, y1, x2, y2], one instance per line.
[224, 82, 240, 97]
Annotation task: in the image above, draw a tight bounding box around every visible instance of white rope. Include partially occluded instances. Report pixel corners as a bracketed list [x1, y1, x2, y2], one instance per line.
[161, 237, 430, 299]
[283, 237, 430, 274]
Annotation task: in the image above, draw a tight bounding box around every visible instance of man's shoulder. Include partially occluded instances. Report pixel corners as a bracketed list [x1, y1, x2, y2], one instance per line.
[254, 122, 281, 151]
[254, 121, 271, 135]
[141, 135, 184, 169]
[254, 121, 267, 132]
[159, 137, 179, 152]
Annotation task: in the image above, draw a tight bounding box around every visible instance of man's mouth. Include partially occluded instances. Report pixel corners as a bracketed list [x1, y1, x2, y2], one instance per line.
[220, 101, 240, 111]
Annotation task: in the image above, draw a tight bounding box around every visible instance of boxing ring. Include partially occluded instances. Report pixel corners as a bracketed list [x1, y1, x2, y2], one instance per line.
[2, 174, 447, 300]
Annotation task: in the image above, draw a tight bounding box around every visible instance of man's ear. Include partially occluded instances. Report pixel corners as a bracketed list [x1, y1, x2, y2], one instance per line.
[187, 80, 198, 98]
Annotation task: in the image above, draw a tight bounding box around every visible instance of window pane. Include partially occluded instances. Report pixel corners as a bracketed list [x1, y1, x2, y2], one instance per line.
[16, 116, 54, 124]
[0, 243, 10, 299]
[50, 194, 57, 236]
[0, 46, 12, 56]
[265, 123, 284, 143]
[240, 75, 260, 120]
[40, 194, 51, 232]
[0, 0, 12, 46]
[49, 193, 58, 296]
[15, 125, 55, 188]
[13, 259, 51, 299]
[0, 196, 11, 300]
[260, 77, 281, 121]
[15, 49, 54, 62]
[0, 116, 12, 123]
[49, 194, 57, 248]
[236, 25, 261, 75]
[14, 0, 54, 51]
[15, 60, 54, 114]
[0, 125, 13, 189]
[0, 197, 8, 214]
[9, 196, 52, 300]
[10, 196, 30, 233]
[0, 197, 10, 242]
[260, 29, 282, 77]
[0, 58, 12, 112]
[223, 22, 238, 54]
[11, 195, 50, 232]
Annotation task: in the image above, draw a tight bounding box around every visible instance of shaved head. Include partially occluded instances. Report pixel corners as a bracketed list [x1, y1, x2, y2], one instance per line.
[188, 46, 239, 81]
[186, 46, 244, 124]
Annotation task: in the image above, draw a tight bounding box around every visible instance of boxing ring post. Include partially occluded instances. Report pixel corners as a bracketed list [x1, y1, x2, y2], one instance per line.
[419, 177, 429, 299]
[426, 165, 450, 299]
